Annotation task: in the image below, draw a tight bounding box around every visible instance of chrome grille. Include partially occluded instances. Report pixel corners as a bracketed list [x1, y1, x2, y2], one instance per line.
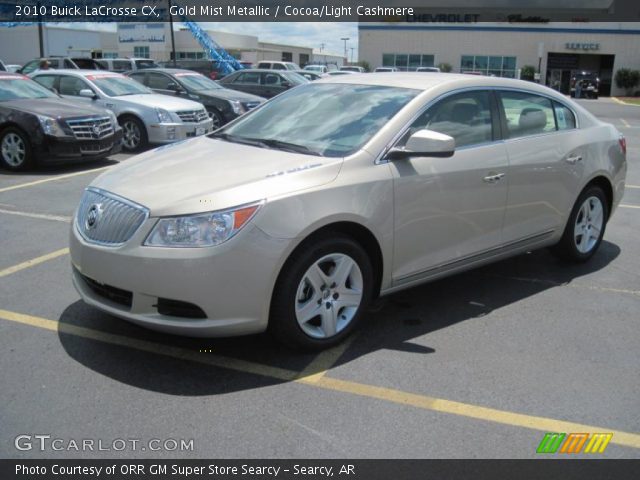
[76, 188, 148, 246]
[176, 109, 208, 123]
[67, 117, 114, 140]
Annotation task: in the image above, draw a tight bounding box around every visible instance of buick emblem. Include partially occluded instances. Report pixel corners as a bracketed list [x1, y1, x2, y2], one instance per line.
[85, 204, 102, 230]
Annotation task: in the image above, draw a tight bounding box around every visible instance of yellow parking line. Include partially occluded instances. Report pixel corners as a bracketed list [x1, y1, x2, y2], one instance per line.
[297, 334, 357, 383]
[620, 204, 640, 209]
[0, 207, 71, 223]
[621, 118, 631, 128]
[1, 307, 639, 450]
[626, 185, 640, 189]
[0, 248, 69, 279]
[0, 166, 109, 194]
[611, 97, 624, 105]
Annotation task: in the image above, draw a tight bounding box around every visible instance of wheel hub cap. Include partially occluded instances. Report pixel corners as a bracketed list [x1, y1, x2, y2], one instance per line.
[574, 196, 604, 254]
[295, 253, 363, 339]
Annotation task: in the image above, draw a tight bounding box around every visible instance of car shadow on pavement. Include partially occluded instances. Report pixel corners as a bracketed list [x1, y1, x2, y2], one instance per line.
[56, 241, 620, 396]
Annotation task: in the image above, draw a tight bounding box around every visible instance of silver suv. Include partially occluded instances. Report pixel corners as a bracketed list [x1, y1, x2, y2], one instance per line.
[32, 70, 213, 151]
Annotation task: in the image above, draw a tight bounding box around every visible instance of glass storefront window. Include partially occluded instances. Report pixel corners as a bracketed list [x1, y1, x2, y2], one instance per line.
[382, 53, 437, 71]
[461, 56, 474, 71]
[461, 55, 517, 77]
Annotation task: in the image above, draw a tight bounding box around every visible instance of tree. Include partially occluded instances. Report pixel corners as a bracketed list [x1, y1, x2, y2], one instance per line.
[614, 69, 640, 96]
[437, 62, 453, 73]
[520, 65, 536, 81]
[357, 61, 371, 73]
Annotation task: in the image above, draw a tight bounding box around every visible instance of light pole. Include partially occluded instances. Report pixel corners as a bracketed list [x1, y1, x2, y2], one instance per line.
[340, 37, 350, 62]
[350, 47, 355, 64]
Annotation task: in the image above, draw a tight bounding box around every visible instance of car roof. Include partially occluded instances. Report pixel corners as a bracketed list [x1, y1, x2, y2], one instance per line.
[127, 68, 197, 74]
[0, 72, 22, 77]
[317, 72, 563, 94]
[34, 69, 123, 77]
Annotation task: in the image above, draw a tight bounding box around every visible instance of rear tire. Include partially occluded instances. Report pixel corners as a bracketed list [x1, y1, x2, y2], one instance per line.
[207, 109, 224, 130]
[269, 234, 374, 351]
[552, 185, 608, 262]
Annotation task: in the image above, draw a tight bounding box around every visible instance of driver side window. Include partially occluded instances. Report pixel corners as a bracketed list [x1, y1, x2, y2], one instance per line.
[399, 91, 494, 150]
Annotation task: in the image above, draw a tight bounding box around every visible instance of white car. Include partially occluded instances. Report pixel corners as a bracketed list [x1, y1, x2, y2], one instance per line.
[32, 70, 213, 151]
[304, 65, 329, 74]
[375, 67, 399, 72]
[340, 66, 366, 73]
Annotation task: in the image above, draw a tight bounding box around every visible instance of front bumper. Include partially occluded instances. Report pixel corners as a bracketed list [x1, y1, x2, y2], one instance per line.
[34, 130, 123, 164]
[69, 218, 289, 337]
[147, 118, 214, 145]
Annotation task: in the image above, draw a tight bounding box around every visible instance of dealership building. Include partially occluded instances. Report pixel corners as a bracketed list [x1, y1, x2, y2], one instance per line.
[359, 22, 640, 96]
[0, 23, 343, 69]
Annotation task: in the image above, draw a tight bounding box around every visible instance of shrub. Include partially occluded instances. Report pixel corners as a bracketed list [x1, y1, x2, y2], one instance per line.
[438, 62, 453, 73]
[520, 65, 537, 81]
[614, 69, 640, 95]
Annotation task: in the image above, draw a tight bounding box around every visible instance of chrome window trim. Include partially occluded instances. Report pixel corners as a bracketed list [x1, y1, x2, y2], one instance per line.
[375, 85, 579, 165]
[75, 187, 150, 248]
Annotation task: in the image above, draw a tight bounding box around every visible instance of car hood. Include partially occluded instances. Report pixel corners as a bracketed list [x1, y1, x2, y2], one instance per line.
[114, 93, 204, 111]
[198, 88, 265, 103]
[91, 136, 342, 217]
[3, 98, 110, 118]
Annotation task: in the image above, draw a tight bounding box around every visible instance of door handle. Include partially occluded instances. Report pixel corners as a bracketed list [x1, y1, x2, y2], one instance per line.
[483, 172, 506, 183]
[566, 155, 583, 165]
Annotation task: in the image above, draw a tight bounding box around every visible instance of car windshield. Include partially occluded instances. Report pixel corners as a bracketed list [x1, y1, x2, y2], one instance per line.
[89, 75, 151, 96]
[175, 73, 222, 91]
[216, 83, 418, 157]
[0, 76, 58, 101]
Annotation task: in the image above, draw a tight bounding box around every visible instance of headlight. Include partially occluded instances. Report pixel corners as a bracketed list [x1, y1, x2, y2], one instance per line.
[155, 108, 173, 123]
[230, 100, 245, 115]
[144, 202, 263, 248]
[37, 115, 66, 136]
[106, 109, 118, 128]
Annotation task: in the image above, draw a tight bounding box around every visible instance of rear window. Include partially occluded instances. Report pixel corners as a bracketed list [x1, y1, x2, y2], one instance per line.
[499, 91, 556, 138]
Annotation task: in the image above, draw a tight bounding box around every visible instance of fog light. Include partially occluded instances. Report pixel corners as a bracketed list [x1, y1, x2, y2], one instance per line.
[167, 127, 176, 140]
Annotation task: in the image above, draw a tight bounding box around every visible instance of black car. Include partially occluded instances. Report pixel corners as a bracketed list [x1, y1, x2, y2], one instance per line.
[0, 72, 122, 171]
[161, 60, 227, 80]
[217, 69, 309, 99]
[127, 68, 265, 128]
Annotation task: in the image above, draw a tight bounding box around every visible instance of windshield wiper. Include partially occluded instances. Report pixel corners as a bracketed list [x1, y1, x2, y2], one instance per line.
[210, 132, 268, 148]
[246, 138, 323, 156]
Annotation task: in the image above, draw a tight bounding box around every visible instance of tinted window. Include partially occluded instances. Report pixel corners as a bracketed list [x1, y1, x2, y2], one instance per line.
[262, 73, 283, 85]
[59, 76, 90, 96]
[113, 60, 131, 72]
[234, 72, 260, 84]
[553, 102, 576, 130]
[135, 59, 158, 69]
[128, 72, 147, 85]
[499, 91, 556, 138]
[146, 72, 172, 90]
[256, 62, 271, 69]
[400, 91, 493, 149]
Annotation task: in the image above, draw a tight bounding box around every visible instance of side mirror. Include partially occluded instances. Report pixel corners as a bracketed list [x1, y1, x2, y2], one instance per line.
[79, 89, 97, 99]
[387, 129, 455, 160]
[167, 83, 182, 94]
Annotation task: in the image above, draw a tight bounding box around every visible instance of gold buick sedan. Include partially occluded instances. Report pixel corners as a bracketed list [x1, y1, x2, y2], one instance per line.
[70, 73, 627, 350]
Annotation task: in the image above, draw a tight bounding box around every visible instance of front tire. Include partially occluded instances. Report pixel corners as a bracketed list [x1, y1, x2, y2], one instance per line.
[553, 185, 608, 262]
[0, 127, 33, 171]
[269, 234, 374, 351]
[120, 116, 148, 152]
[207, 109, 224, 130]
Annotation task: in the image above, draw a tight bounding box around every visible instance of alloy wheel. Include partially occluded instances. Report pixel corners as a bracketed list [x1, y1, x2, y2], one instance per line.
[122, 121, 141, 150]
[294, 253, 363, 339]
[1, 133, 26, 167]
[574, 196, 604, 254]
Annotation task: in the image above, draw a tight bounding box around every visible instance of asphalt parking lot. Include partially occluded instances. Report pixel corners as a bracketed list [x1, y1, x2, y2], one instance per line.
[1, 98, 639, 459]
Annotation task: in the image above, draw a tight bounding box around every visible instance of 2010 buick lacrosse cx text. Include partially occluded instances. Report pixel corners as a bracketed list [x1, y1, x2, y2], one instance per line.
[70, 73, 626, 351]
